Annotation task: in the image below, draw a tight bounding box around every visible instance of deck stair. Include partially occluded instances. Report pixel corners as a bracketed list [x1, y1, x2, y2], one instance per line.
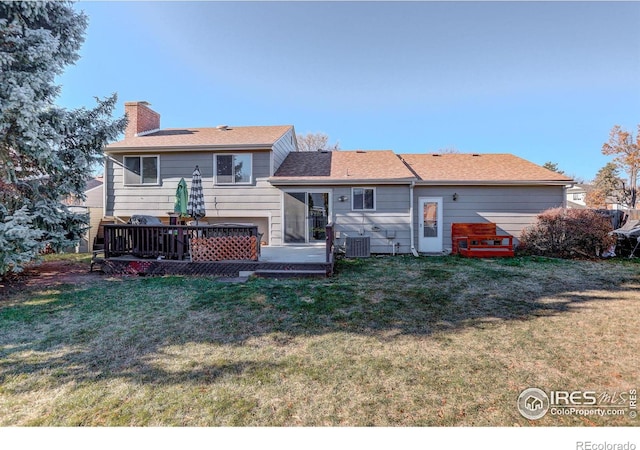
[90, 217, 116, 272]
[253, 269, 327, 279]
[93, 217, 116, 251]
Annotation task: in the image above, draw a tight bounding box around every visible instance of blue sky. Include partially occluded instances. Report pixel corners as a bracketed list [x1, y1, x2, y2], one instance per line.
[57, 1, 640, 182]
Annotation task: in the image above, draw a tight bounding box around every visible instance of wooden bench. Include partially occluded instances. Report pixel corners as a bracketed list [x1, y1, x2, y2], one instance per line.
[451, 223, 514, 258]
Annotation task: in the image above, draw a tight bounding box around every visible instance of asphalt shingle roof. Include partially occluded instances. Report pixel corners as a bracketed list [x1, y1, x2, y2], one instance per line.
[107, 125, 293, 150]
[400, 153, 573, 183]
[274, 151, 572, 183]
[273, 150, 416, 181]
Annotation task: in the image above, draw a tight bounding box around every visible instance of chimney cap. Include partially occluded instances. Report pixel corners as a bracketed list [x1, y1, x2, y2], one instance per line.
[125, 100, 152, 106]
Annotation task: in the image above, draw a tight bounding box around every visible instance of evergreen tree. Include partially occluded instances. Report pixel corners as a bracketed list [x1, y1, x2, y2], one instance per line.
[542, 161, 565, 174]
[0, 1, 126, 276]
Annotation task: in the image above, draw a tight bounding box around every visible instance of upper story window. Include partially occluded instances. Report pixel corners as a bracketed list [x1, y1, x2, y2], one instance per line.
[123, 155, 159, 185]
[215, 154, 252, 185]
[352, 187, 376, 211]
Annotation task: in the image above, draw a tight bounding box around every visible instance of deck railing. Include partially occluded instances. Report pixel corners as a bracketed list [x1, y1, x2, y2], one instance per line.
[104, 224, 260, 260]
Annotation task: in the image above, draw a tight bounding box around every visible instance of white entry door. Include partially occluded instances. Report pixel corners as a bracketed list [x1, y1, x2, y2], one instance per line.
[418, 197, 443, 253]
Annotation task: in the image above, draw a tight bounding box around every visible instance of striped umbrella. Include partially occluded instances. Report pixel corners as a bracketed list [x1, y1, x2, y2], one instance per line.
[187, 165, 206, 225]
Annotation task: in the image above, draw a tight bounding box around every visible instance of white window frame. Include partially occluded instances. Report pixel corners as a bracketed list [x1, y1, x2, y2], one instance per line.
[123, 155, 160, 186]
[214, 153, 253, 185]
[352, 187, 376, 211]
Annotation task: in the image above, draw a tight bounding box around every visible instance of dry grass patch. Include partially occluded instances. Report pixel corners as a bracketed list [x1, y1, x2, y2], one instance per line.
[0, 255, 638, 425]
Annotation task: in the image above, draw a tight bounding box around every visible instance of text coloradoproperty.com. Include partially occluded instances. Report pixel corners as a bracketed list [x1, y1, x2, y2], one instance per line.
[551, 407, 627, 416]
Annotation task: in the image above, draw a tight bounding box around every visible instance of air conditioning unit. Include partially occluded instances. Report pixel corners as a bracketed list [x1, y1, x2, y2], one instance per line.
[345, 236, 371, 258]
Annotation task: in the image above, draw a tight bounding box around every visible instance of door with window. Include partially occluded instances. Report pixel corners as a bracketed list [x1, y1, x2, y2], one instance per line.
[284, 191, 330, 244]
[418, 197, 443, 253]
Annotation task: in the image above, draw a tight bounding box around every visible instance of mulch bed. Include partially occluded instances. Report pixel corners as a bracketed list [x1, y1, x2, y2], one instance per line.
[1, 259, 104, 300]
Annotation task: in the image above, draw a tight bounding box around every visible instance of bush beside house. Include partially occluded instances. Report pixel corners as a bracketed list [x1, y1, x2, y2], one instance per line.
[519, 208, 616, 258]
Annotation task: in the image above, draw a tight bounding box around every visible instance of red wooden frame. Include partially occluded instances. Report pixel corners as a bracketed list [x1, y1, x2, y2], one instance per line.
[451, 223, 514, 258]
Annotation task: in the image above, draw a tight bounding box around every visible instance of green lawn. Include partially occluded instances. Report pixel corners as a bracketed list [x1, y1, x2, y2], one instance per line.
[0, 255, 638, 426]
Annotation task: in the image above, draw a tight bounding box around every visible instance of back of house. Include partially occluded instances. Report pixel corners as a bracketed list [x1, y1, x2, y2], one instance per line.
[101, 101, 573, 255]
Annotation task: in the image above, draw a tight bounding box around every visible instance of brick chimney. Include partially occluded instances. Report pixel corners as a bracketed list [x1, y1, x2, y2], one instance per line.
[124, 101, 160, 138]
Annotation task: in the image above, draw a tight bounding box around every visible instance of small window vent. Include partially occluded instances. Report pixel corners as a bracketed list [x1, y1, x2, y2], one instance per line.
[346, 236, 371, 258]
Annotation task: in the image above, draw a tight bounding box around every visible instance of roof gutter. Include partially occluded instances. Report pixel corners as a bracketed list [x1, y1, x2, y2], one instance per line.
[105, 144, 274, 153]
[269, 178, 417, 186]
[414, 180, 574, 186]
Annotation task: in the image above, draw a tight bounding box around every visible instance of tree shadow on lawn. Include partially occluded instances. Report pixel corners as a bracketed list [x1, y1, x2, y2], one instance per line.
[0, 255, 638, 387]
[0, 344, 284, 389]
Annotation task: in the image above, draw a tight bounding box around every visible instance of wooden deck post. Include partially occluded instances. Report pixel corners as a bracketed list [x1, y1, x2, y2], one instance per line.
[104, 225, 111, 258]
[325, 223, 334, 263]
[178, 227, 185, 260]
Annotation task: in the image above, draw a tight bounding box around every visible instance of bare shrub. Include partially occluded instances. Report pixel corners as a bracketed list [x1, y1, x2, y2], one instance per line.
[519, 208, 615, 258]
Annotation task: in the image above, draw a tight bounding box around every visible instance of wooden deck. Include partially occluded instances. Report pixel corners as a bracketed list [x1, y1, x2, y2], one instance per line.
[98, 223, 335, 277]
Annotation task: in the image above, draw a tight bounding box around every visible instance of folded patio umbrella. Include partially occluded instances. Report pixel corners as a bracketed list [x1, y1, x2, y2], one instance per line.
[187, 165, 206, 225]
[174, 177, 188, 217]
[611, 219, 640, 239]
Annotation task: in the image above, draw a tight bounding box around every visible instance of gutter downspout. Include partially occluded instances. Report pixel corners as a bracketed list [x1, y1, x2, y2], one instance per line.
[409, 180, 419, 257]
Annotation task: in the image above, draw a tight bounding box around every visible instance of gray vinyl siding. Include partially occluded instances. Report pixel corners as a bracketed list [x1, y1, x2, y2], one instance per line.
[332, 185, 412, 254]
[272, 128, 297, 174]
[251, 151, 271, 179]
[105, 151, 282, 244]
[413, 185, 567, 252]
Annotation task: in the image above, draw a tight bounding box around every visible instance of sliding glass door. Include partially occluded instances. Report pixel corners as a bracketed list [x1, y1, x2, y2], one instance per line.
[284, 191, 330, 244]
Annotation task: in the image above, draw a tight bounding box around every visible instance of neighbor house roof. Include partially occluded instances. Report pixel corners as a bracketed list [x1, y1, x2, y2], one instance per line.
[400, 153, 573, 185]
[566, 183, 593, 193]
[84, 177, 104, 192]
[106, 125, 293, 151]
[271, 150, 416, 184]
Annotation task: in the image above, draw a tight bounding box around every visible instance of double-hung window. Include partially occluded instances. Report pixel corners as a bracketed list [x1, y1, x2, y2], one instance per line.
[123, 155, 159, 185]
[215, 154, 252, 185]
[352, 187, 375, 211]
